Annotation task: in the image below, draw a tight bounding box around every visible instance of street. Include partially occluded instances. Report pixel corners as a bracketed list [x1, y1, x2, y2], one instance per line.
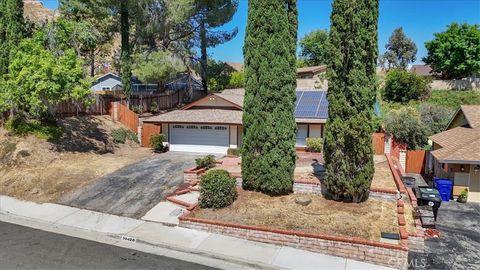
[0, 222, 216, 270]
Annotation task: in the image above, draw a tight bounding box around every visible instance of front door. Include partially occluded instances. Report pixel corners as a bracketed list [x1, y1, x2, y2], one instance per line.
[296, 124, 308, 147]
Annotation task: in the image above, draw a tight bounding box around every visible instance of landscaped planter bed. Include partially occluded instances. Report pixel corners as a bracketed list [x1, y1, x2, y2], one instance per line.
[180, 190, 407, 269]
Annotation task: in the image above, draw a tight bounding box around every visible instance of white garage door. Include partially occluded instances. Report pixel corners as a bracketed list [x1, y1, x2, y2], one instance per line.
[169, 124, 229, 154]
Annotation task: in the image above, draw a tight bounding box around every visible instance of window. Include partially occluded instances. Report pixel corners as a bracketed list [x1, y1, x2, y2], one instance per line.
[102, 86, 111, 91]
[200, 126, 212, 130]
[187, 125, 198, 129]
[215, 126, 227, 130]
[172, 125, 184, 129]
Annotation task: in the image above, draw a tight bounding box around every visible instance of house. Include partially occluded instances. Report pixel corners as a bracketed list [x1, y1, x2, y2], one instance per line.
[429, 105, 480, 202]
[142, 88, 327, 154]
[225, 62, 244, 72]
[296, 65, 327, 89]
[410, 64, 433, 77]
[91, 73, 158, 94]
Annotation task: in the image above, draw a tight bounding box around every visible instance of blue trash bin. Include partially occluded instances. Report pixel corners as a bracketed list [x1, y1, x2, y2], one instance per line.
[434, 179, 453, 201]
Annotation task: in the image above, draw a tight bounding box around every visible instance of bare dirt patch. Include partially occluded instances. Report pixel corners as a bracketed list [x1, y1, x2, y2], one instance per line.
[371, 155, 397, 190]
[0, 115, 152, 203]
[191, 189, 398, 241]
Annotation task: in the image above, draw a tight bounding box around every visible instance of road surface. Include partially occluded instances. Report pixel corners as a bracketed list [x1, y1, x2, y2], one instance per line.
[0, 221, 216, 270]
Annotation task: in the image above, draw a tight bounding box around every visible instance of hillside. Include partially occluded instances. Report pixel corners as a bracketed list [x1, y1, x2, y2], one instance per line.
[24, 0, 57, 23]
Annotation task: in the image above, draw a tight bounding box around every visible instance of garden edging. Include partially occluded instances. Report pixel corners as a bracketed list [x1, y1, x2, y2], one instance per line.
[179, 213, 408, 269]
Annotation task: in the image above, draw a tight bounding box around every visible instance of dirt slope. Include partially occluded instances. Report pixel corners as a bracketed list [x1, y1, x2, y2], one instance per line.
[0, 116, 152, 203]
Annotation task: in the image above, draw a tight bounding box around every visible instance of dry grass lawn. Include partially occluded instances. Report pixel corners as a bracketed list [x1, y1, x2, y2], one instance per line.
[192, 189, 398, 241]
[0, 116, 152, 203]
[371, 155, 397, 190]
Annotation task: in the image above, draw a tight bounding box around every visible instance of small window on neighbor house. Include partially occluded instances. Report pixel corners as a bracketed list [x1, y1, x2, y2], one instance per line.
[102, 86, 111, 90]
[172, 125, 184, 129]
[200, 126, 212, 130]
[215, 126, 227, 130]
[187, 125, 198, 129]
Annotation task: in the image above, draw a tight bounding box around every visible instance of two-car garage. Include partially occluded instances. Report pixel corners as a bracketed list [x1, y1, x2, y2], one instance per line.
[169, 124, 230, 154]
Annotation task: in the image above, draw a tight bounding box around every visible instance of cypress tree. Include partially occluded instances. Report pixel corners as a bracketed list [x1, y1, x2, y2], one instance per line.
[0, 0, 25, 76]
[241, 0, 298, 195]
[323, 0, 378, 202]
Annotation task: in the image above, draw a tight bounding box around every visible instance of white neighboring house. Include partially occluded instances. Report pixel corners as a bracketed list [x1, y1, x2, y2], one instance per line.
[91, 73, 159, 94]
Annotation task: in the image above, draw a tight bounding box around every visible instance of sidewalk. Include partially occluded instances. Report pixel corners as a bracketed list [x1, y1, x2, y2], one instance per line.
[0, 195, 393, 270]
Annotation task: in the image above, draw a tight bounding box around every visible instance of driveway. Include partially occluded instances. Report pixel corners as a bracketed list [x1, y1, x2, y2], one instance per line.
[58, 152, 204, 218]
[409, 202, 480, 269]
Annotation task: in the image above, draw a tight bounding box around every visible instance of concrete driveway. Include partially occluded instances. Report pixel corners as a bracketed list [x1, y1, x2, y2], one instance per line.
[58, 152, 204, 219]
[409, 202, 480, 269]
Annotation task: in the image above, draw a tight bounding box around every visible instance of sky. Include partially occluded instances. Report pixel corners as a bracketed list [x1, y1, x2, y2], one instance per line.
[41, 0, 480, 64]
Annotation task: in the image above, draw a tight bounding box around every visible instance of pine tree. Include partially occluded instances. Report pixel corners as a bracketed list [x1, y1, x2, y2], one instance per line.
[241, 0, 297, 195]
[323, 0, 378, 202]
[0, 0, 25, 76]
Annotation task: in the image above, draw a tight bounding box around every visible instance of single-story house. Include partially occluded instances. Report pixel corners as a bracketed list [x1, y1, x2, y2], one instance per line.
[430, 105, 480, 202]
[142, 88, 328, 154]
[91, 73, 176, 94]
[297, 65, 327, 89]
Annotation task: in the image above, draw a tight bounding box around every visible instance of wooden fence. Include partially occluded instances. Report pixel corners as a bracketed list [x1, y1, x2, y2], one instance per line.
[372, 133, 385, 154]
[115, 102, 139, 133]
[141, 123, 162, 147]
[56, 90, 196, 115]
[405, 150, 427, 174]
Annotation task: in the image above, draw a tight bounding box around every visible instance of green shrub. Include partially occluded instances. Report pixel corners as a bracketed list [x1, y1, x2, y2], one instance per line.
[428, 90, 480, 109]
[199, 169, 237, 209]
[195, 155, 216, 169]
[4, 117, 62, 140]
[383, 69, 431, 103]
[227, 148, 240, 156]
[131, 105, 143, 114]
[306, 137, 323, 152]
[150, 134, 166, 152]
[17, 150, 30, 157]
[111, 128, 138, 144]
[150, 102, 159, 114]
[384, 107, 428, 150]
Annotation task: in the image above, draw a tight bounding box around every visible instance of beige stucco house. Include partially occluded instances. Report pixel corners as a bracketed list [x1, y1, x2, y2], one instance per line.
[142, 88, 327, 154]
[430, 105, 480, 202]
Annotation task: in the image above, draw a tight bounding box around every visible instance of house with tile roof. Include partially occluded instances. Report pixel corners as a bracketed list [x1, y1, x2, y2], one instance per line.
[142, 88, 327, 154]
[430, 105, 480, 202]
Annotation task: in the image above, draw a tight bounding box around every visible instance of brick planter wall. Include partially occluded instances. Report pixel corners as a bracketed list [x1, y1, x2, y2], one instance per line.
[179, 216, 408, 269]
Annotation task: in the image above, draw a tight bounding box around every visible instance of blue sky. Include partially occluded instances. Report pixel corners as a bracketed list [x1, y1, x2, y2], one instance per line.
[41, 0, 479, 64]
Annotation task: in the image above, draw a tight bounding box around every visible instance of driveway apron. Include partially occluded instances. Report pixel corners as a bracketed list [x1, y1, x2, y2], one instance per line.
[58, 152, 204, 219]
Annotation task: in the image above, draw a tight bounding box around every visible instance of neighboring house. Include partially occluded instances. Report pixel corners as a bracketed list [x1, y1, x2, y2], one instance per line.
[91, 73, 159, 93]
[225, 62, 244, 72]
[410, 64, 433, 77]
[143, 88, 327, 154]
[297, 65, 327, 89]
[429, 105, 480, 202]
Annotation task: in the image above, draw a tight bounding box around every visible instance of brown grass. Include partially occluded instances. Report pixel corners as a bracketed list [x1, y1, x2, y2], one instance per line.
[403, 198, 417, 234]
[191, 189, 398, 241]
[0, 116, 152, 203]
[372, 156, 397, 190]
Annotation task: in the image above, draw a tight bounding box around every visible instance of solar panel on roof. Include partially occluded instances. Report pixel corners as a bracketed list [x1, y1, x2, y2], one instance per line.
[294, 90, 328, 119]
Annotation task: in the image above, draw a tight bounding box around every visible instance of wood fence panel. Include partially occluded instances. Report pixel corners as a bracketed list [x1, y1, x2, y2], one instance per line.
[406, 150, 427, 174]
[141, 123, 162, 147]
[372, 133, 385, 154]
[117, 103, 139, 133]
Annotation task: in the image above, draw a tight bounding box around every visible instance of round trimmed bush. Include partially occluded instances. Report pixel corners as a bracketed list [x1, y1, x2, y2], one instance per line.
[199, 169, 237, 209]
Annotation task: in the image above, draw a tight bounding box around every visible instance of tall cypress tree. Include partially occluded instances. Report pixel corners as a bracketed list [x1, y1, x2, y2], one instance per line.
[242, 0, 298, 195]
[0, 0, 25, 76]
[323, 0, 378, 202]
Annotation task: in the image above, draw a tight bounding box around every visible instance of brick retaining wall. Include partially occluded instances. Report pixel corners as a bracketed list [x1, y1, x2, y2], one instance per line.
[179, 216, 408, 269]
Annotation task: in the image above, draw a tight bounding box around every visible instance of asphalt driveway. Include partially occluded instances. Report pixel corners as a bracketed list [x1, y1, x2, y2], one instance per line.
[409, 201, 480, 270]
[58, 152, 204, 218]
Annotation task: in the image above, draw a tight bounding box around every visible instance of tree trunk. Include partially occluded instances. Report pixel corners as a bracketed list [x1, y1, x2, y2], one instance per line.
[199, 20, 208, 94]
[120, 1, 131, 106]
[90, 50, 95, 77]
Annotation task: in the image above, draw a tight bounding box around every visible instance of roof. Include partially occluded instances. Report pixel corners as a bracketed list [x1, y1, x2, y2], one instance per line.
[460, 105, 480, 129]
[410, 65, 432, 76]
[214, 89, 245, 107]
[430, 127, 480, 164]
[92, 73, 141, 86]
[143, 109, 243, 125]
[225, 62, 244, 72]
[297, 65, 327, 75]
